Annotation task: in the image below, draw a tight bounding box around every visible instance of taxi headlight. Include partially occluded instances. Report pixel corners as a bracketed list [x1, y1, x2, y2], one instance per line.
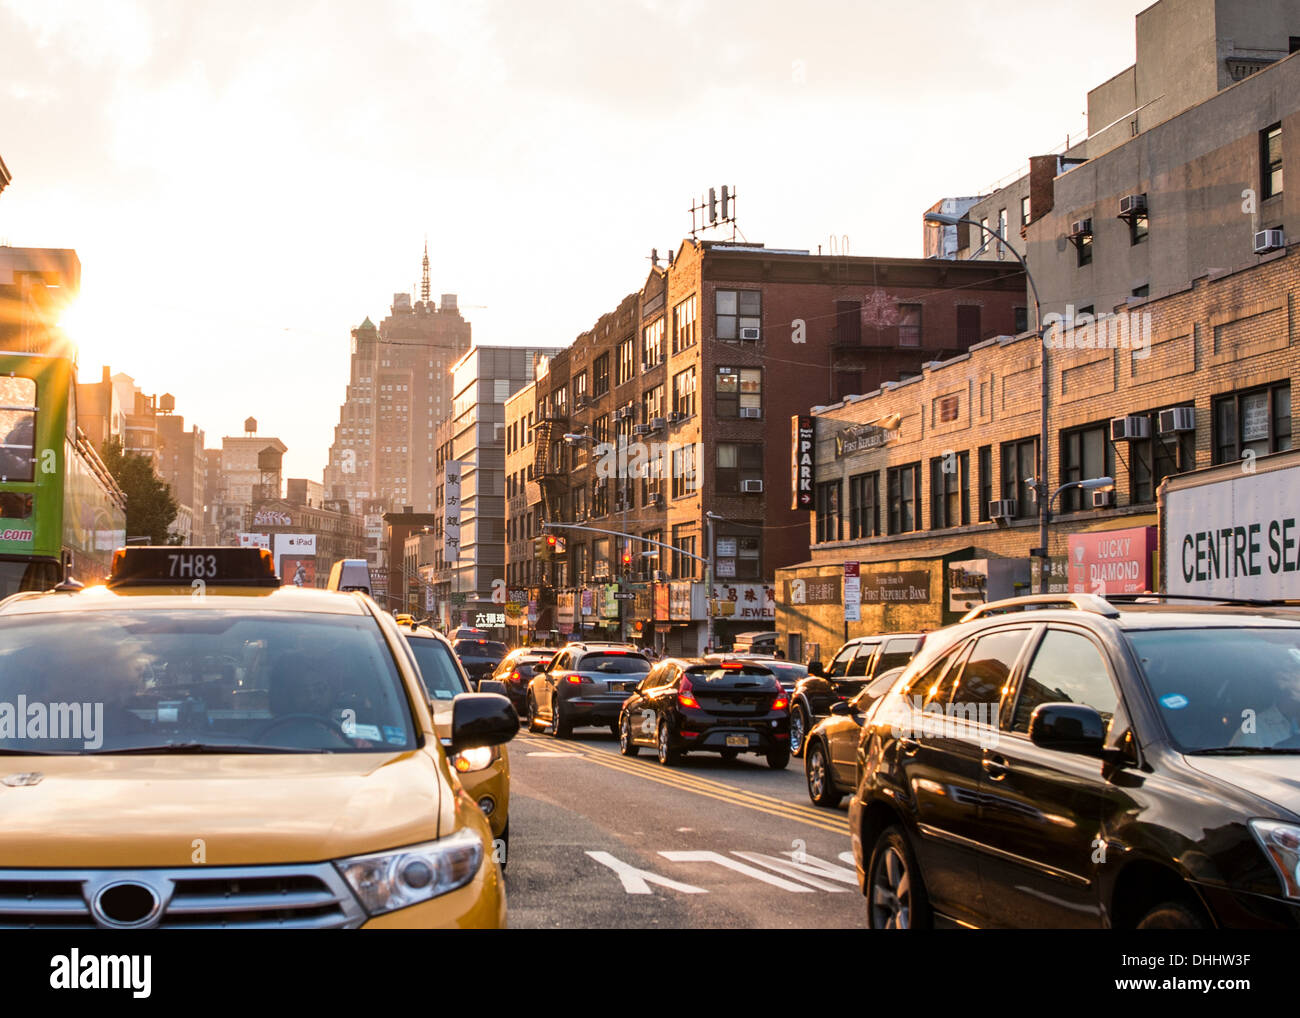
[335, 829, 483, 916]
[1250, 820, 1300, 900]
[452, 745, 497, 773]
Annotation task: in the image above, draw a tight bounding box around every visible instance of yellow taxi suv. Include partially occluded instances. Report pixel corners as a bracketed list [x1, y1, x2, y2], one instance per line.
[0, 547, 518, 929]
[395, 620, 511, 866]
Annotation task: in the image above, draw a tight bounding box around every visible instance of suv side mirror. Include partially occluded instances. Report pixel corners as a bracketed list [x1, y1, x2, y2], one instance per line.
[807, 660, 826, 678]
[829, 701, 852, 716]
[1028, 703, 1105, 755]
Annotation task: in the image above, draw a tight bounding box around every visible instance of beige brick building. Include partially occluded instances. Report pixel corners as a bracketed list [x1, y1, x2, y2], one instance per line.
[778, 246, 1299, 662]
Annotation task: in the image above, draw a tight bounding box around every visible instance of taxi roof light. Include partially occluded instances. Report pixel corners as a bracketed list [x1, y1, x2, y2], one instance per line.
[107, 546, 280, 589]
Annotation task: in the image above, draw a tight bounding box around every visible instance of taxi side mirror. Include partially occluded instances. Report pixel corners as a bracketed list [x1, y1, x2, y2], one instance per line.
[450, 693, 519, 753]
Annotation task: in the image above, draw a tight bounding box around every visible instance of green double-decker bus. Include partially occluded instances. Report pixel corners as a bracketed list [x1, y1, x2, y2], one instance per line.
[0, 353, 126, 596]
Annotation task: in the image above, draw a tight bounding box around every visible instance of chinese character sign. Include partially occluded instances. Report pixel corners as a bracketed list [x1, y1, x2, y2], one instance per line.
[444, 460, 462, 562]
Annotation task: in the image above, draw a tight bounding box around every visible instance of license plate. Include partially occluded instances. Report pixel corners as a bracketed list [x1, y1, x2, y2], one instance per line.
[725, 735, 748, 747]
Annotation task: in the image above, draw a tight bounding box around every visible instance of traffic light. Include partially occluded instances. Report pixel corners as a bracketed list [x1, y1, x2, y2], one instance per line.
[545, 534, 557, 557]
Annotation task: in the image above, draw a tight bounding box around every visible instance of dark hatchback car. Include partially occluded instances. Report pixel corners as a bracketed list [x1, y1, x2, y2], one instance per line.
[849, 593, 1300, 930]
[790, 633, 924, 758]
[617, 658, 791, 769]
[488, 647, 554, 715]
[453, 638, 508, 684]
[526, 644, 652, 737]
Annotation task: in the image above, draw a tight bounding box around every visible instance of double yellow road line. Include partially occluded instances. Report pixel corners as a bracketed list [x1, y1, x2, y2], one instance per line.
[517, 732, 849, 836]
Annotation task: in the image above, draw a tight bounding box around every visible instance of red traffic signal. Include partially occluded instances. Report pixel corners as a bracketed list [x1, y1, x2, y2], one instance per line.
[546, 535, 557, 550]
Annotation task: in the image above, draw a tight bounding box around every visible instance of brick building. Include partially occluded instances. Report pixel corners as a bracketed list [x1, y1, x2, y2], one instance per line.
[505, 239, 1025, 653]
[778, 246, 1300, 662]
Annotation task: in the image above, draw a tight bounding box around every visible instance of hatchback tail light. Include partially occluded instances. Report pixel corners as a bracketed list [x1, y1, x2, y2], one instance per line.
[509, 670, 522, 683]
[677, 675, 700, 709]
[771, 690, 789, 711]
[565, 675, 583, 685]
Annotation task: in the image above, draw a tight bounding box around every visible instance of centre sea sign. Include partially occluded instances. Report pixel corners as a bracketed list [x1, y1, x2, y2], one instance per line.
[791, 415, 814, 510]
[1163, 455, 1300, 599]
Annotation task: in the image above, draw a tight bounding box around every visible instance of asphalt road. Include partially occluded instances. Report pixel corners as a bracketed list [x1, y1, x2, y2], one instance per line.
[502, 727, 866, 929]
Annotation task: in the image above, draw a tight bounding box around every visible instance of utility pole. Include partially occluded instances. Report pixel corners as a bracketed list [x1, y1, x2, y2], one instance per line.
[704, 512, 717, 654]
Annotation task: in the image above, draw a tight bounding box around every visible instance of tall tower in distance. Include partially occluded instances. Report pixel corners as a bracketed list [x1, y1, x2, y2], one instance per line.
[324, 245, 472, 529]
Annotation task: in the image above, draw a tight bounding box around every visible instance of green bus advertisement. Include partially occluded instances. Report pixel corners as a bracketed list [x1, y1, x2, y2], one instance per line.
[0, 353, 126, 596]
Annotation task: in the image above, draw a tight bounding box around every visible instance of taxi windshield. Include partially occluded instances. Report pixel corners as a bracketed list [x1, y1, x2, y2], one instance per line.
[0, 611, 418, 755]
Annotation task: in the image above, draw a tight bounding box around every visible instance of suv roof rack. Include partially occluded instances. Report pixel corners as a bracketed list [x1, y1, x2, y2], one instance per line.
[1103, 593, 1300, 607]
[959, 593, 1120, 622]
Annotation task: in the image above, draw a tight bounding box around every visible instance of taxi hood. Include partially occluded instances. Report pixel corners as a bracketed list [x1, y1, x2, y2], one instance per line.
[0, 750, 455, 867]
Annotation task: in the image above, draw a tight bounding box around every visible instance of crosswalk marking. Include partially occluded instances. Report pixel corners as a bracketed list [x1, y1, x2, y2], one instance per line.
[586, 848, 860, 896]
[658, 850, 815, 892]
[732, 851, 855, 891]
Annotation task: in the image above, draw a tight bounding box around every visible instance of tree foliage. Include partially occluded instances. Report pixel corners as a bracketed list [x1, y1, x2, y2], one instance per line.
[100, 438, 182, 545]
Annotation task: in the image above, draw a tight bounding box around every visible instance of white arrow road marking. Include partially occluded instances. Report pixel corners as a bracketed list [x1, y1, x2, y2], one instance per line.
[585, 851, 708, 895]
[731, 851, 855, 891]
[838, 851, 856, 867]
[658, 850, 814, 892]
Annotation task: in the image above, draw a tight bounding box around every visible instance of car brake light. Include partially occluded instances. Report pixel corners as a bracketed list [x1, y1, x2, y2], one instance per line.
[509, 670, 521, 682]
[565, 675, 583, 685]
[772, 690, 789, 711]
[678, 675, 700, 709]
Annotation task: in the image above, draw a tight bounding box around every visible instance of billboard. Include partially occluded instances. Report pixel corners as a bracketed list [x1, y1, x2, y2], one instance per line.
[238, 532, 271, 550]
[1067, 526, 1156, 595]
[274, 533, 316, 583]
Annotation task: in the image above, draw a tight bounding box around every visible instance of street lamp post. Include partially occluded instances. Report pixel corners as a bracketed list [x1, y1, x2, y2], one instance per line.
[924, 211, 1049, 591]
[1041, 478, 1115, 589]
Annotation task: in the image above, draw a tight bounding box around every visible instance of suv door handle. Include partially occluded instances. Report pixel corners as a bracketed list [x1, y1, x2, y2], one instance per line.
[983, 754, 1008, 780]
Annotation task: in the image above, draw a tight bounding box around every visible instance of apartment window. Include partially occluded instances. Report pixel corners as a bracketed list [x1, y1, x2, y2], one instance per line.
[1131, 405, 1195, 504]
[715, 367, 762, 417]
[996, 208, 1008, 259]
[592, 477, 609, 517]
[715, 290, 760, 342]
[672, 524, 697, 579]
[1059, 423, 1113, 512]
[886, 464, 920, 534]
[642, 384, 664, 424]
[848, 472, 879, 539]
[1130, 212, 1149, 245]
[571, 483, 588, 520]
[1000, 437, 1038, 519]
[977, 445, 992, 521]
[616, 337, 636, 387]
[1213, 382, 1292, 464]
[671, 444, 698, 498]
[1013, 306, 1029, 334]
[672, 296, 697, 352]
[929, 452, 970, 529]
[592, 413, 609, 446]
[898, 304, 921, 347]
[1020, 195, 1031, 227]
[642, 446, 665, 504]
[1262, 123, 1283, 200]
[956, 305, 981, 346]
[593, 354, 610, 396]
[721, 534, 761, 580]
[716, 443, 763, 493]
[673, 367, 696, 418]
[815, 481, 841, 543]
[573, 371, 588, 403]
[642, 318, 664, 367]
[1076, 232, 1093, 267]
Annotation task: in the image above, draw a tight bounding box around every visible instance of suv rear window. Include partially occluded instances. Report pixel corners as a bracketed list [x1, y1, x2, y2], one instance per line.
[454, 640, 507, 657]
[576, 653, 651, 674]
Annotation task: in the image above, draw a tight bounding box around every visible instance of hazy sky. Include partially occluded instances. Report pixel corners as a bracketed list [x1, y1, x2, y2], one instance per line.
[1, 0, 1150, 481]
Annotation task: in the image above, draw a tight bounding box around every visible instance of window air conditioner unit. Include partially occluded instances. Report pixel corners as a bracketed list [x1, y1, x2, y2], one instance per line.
[1110, 415, 1150, 441]
[741, 479, 764, 493]
[1092, 489, 1116, 509]
[651, 493, 666, 508]
[1069, 218, 1093, 238]
[739, 326, 761, 341]
[1117, 194, 1147, 217]
[1158, 406, 1195, 434]
[653, 570, 669, 582]
[988, 499, 1016, 520]
[738, 407, 762, 419]
[667, 411, 684, 424]
[1254, 229, 1286, 254]
[633, 424, 653, 436]
[650, 417, 667, 430]
[574, 396, 588, 409]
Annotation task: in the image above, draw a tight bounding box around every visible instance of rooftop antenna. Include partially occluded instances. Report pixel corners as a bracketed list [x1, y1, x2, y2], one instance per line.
[421, 236, 431, 305]
[689, 185, 738, 240]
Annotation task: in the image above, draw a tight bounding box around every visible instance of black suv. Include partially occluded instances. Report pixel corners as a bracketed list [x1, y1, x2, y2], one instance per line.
[849, 593, 1300, 929]
[790, 633, 924, 757]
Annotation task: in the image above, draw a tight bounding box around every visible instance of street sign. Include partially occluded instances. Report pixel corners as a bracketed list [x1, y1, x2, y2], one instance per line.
[614, 592, 636, 600]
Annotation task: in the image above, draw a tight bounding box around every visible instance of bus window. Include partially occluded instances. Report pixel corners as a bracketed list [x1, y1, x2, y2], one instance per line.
[0, 377, 36, 483]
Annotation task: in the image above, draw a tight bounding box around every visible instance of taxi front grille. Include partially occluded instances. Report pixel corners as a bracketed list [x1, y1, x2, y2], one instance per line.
[0, 865, 366, 929]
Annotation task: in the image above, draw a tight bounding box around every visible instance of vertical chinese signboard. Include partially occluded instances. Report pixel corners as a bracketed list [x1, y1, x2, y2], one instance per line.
[443, 460, 462, 565]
